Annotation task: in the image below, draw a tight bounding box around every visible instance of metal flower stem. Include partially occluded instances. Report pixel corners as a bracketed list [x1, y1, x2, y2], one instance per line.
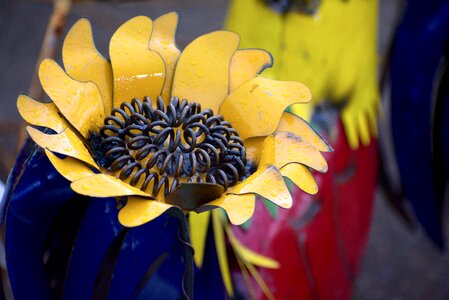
[167, 208, 194, 299]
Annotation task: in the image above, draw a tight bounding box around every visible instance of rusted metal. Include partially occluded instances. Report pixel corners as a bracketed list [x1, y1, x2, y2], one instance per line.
[91, 96, 247, 198]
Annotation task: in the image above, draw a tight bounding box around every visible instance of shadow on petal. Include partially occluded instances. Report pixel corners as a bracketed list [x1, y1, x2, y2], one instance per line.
[17, 94, 68, 134]
[166, 183, 224, 210]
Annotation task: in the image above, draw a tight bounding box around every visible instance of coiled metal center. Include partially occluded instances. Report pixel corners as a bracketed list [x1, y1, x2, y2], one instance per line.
[89, 96, 247, 198]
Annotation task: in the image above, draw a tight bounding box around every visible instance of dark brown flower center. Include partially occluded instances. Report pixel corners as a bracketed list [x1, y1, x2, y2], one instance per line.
[88, 96, 248, 198]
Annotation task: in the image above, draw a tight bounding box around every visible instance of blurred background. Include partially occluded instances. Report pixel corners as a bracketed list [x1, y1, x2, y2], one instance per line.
[1, 0, 449, 299]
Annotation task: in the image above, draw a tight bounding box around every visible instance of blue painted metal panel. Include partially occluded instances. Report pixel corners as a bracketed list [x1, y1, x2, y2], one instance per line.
[390, 0, 449, 247]
[1, 140, 196, 299]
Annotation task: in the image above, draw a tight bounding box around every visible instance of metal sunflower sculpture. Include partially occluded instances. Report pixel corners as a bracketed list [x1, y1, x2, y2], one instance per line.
[19, 13, 330, 229]
[12, 12, 331, 298]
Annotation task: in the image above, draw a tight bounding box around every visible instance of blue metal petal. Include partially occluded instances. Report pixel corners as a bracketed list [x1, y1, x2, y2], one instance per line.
[108, 208, 192, 300]
[193, 221, 226, 300]
[2, 140, 75, 299]
[1, 140, 195, 299]
[390, 0, 449, 247]
[441, 85, 449, 181]
[63, 197, 122, 300]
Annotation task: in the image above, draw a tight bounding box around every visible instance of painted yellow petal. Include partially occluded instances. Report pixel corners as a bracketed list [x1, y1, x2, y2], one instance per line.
[171, 31, 240, 113]
[229, 49, 273, 91]
[280, 163, 318, 195]
[62, 18, 113, 114]
[288, 102, 313, 123]
[212, 211, 234, 297]
[149, 12, 181, 103]
[71, 174, 150, 198]
[118, 196, 173, 227]
[203, 165, 291, 223]
[189, 211, 210, 268]
[244, 136, 265, 165]
[26, 126, 97, 168]
[246, 262, 275, 300]
[342, 109, 359, 149]
[45, 149, 95, 182]
[219, 77, 311, 140]
[235, 257, 257, 299]
[110, 16, 165, 108]
[229, 164, 291, 209]
[367, 104, 378, 137]
[259, 132, 328, 173]
[226, 226, 279, 269]
[202, 193, 255, 225]
[358, 112, 371, 146]
[17, 94, 68, 133]
[277, 111, 332, 152]
[38, 59, 105, 138]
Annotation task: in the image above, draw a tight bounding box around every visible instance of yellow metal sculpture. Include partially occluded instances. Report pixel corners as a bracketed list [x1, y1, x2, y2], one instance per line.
[226, 0, 380, 149]
[17, 13, 331, 298]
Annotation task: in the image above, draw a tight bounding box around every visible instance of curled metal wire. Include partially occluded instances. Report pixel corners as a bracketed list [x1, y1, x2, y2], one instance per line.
[90, 96, 247, 198]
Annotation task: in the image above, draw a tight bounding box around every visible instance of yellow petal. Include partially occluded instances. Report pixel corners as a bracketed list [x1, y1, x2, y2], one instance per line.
[277, 111, 332, 152]
[358, 112, 371, 146]
[62, 18, 113, 114]
[202, 193, 255, 225]
[367, 103, 378, 137]
[189, 211, 210, 268]
[118, 196, 173, 227]
[149, 12, 181, 103]
[288, 102, 313, 123]
[110, 16, 165, 108]
[212, 211, 234, 297]
[71, 174, 150, 198]
[226, 226, 279, 269]
[229, 49, 273, 91]
[244, 136, 265, 165]
[220, 77, 311, 140]
[196, 164, 291, 222]
[246, 262, 275, 300]
[38, 59, 105, 138]
[342, 109, 359, 149]
[259, 132, 328, 173]
[26, 126, 97, 168]
[45, 149, 95, 182]
[280, 163, 318, 195]
[171, 31, 240, 113]
[235, 255, 257, 300]
[228, 164, 292, 208]
[17, 94, 68, 133]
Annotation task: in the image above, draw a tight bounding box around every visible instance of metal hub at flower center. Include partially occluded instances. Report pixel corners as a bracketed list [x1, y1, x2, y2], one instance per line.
[89, 96, 247, 198]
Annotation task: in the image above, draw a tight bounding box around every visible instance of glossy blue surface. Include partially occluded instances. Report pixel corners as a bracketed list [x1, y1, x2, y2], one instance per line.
[1, 139, 199, 299]
[193, 221, 226, 300]
[441, 89, 449, 181]
[3, 140, 74, 299]
[108, 211, 189, 300]
[63, 197, 122, 300]
[390, 0, 449, 247]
